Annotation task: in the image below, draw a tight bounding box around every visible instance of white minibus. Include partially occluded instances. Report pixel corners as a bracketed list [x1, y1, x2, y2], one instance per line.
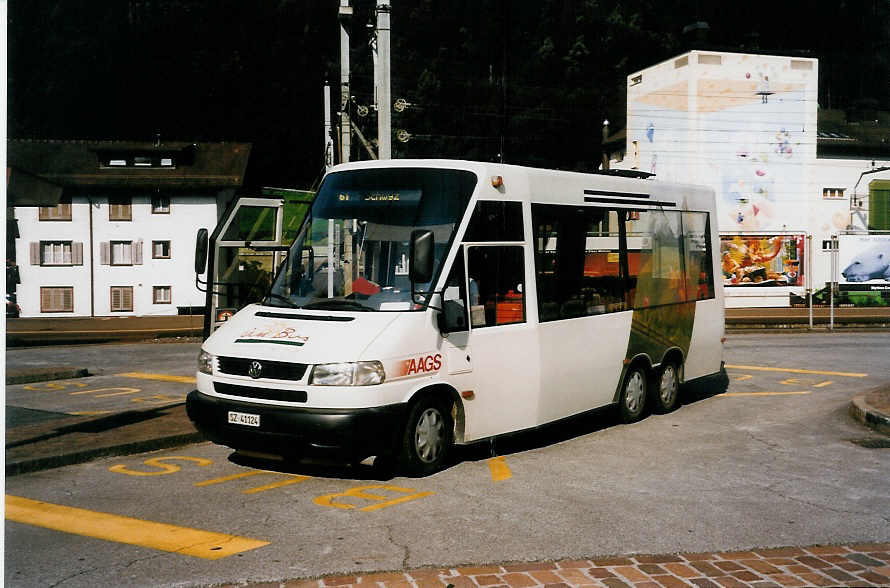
[187, 159, 725, 475]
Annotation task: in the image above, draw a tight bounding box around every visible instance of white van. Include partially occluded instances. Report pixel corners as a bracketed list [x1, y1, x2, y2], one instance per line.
[187, 159, 724, 475]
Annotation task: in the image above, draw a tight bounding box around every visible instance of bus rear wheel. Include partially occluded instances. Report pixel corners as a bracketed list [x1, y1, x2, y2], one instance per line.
[619, 366, 647, 423]
[651, 362, 680, 413]
[397, 395, 453, 476]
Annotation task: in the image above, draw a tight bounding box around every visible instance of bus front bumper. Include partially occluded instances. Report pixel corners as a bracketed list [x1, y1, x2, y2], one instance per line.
[186, 390, 406, 462]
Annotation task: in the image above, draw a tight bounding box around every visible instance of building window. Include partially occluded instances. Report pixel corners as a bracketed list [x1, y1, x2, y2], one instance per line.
[110, 286, 134, 312]
[823, 188, 846, 199]
[38, 200, 72, 221]
[151, 195, 170, 214]
[152, 240, 171, 259]
[698, 54, 722, 65]
[40, 241, 73, 265]
[101, 240, 142, 265]
[101, 155, 176, 168]
[41, 287, 74, 312]
[111, 241, 133, 265]
[109, 196, 132, 221]
[153, 286, 172, 304]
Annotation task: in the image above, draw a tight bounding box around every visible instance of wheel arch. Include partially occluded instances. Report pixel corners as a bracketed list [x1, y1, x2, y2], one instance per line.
[613, 353, 654, 404]
[406, 383, 465, 444]
[657, 347, 686, 382]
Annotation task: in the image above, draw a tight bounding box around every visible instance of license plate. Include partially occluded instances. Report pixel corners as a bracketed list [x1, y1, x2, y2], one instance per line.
[228, 411, 260, 427]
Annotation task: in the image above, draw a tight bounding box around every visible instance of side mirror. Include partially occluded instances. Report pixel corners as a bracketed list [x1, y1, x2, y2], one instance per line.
[409, 230, 434, 283]
[195, 228, 209, 274]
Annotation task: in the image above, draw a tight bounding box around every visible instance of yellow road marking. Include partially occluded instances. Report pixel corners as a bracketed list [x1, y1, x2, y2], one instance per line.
[487, 456, 513, 482]
[314, 485, 434, 512]
[95, 389, 143, 398]
[70, 410, 113, 416]
[5, 495, 268, 560]
[722, 391, 812, 397]
[814, 381, 833, 388]
[733, 374, 753, 382]
[725, 364, 867, 378]
[195, 471, 310, 494]
[243, 475, 310, 494]
[70, 387, 140, 396]
[109, 457, 213, 476]
[24, 382, 86, 391]
[117, 372, 197, 384]
[195, 471, 268, 486]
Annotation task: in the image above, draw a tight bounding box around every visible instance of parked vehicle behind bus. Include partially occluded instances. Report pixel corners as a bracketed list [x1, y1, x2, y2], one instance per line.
[187, 159, 724, 475]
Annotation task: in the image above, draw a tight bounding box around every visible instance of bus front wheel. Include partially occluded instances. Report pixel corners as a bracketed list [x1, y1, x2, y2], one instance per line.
[397, 395, 454, 476]
[619, 366, 648, 423]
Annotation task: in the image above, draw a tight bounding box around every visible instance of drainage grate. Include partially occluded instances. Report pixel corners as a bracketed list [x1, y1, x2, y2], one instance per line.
[849, 438, 890, 449]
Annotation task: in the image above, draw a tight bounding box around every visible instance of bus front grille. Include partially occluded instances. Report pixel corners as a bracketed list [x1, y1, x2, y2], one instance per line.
[217, 356, 308, 381]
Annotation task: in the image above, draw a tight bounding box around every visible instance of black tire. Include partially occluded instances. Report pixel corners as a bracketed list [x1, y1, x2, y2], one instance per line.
[651, 362, 680, 414]
[396, 395, 454, 476]
[618, 365, 648, 423]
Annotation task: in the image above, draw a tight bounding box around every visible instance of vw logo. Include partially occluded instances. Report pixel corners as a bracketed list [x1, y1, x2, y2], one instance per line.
[247, 361, 263, 379]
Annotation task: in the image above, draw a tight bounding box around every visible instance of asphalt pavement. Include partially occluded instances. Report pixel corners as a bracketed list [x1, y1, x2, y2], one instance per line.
[5, 311, 890, 476]
[4, 314, 890, 588]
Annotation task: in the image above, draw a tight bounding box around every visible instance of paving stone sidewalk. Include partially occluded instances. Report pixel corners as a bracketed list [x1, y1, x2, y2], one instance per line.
[229, 543, 890, 588]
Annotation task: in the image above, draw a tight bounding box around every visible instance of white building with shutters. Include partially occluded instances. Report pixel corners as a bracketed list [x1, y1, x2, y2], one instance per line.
[8, 139, 251, 317]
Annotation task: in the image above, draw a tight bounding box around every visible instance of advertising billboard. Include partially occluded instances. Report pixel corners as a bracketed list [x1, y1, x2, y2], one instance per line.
[838, 235, 890, 291]
[721, 234, 804, 287]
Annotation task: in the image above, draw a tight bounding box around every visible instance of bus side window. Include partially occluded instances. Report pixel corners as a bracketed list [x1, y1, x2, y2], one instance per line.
[467, 245, 526, 328]
[441, 251, 469, 331]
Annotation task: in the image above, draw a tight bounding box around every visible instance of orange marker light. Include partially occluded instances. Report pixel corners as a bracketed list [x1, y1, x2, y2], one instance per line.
[461, 390, 475, 400]
[490, 175, 503, 188]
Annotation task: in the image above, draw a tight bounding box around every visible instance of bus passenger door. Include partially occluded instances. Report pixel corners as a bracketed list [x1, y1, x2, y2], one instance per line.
[440, 244, 539, 441]
[202, 197, 286, 336]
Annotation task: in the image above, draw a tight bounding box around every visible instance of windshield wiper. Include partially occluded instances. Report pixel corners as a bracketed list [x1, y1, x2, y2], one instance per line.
[263, 293, 300, 308]
[300, 300, 374, 312]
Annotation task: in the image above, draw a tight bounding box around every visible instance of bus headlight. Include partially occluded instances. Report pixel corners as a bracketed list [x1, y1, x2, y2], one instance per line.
[310, 361, 386, 386]
[197, 350, 214, 375]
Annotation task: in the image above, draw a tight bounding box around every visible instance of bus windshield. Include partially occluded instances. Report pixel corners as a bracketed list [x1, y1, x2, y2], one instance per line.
[267, 167, 477, 311]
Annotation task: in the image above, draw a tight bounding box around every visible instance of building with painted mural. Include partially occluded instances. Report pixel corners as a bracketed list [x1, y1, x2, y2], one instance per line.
[620, 50, 890, 307]
[7, 139, 251, 317]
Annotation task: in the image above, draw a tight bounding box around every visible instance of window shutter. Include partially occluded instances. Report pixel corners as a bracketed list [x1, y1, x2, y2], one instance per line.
[73, 242, 84, 265]
[100, 242, 110, 265]
[111, 287, 121, 311]
[30, 242, 40, 265]
[134, 240, 143, 265]
[123, 287, 133, 311]
[63, 288, 73, 311]
[41, 288, 51, 311]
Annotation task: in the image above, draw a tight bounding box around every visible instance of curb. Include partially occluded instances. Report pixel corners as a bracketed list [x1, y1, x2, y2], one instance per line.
[5, 432, 205, 477]
[849, 394, 890, 436]
[6, 367, 91, 385]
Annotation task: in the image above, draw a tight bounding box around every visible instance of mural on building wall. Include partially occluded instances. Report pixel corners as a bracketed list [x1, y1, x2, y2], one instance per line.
[720, 234, 804, 287]
[839, 235, 890, 290]
[630, 58, 811, 233]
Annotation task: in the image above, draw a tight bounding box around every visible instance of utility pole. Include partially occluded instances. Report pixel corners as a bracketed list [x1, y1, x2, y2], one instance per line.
[375, 0, 392, 159]
[339, 0, 352, 164]
[323, 82, 333, 171]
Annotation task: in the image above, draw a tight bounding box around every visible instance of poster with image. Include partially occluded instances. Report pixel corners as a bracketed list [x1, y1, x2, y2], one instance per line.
[838, 235, 890, 290]
[720, 234, 804, 287]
